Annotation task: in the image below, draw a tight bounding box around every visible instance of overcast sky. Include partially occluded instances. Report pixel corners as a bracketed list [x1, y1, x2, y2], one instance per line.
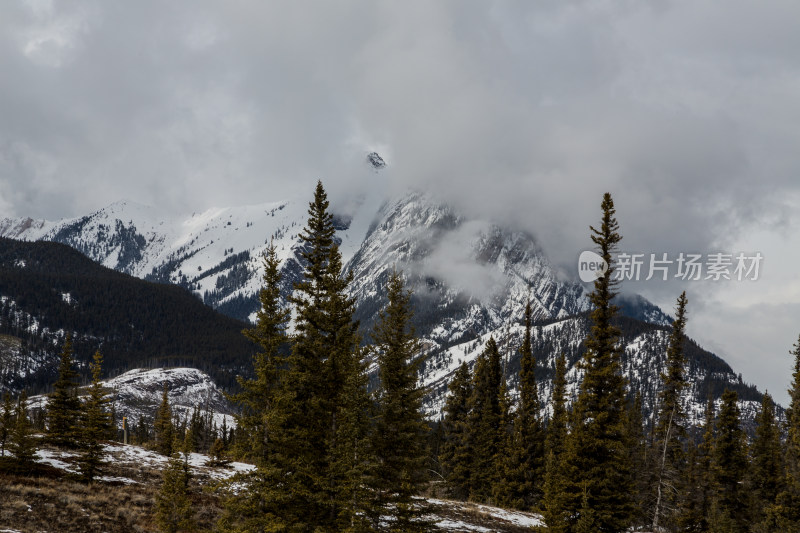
[1, 0, 799, 404]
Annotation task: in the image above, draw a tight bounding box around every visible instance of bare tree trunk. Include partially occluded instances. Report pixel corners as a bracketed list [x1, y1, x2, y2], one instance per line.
[652, 408, 675, 532]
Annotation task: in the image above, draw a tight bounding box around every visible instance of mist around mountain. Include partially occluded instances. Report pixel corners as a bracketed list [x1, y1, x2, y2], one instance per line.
[0, 170, 773, 433]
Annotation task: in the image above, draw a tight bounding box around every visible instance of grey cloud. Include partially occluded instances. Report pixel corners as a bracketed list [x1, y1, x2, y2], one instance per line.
[2, 0, 800, 400]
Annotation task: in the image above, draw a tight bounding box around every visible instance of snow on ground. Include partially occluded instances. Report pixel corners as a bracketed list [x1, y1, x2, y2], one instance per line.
[428, 498, 545, 530]
[436, 519, 493, 532]
[32, 443, 254, 485]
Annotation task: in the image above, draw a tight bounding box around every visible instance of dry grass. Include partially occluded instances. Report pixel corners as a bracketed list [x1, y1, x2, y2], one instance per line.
[0, 449, 221, 533]
[1, 446, 534, 533]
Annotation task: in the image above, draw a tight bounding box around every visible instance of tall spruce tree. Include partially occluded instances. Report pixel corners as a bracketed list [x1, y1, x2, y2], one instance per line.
[468, 336, 504, 503]
[77, 351, 113, 482]
[495, 301, 545, 510]
[690, 394, 716, 532]
[219, 241, 292, 532]
[543, 353, 570, 532]
[370, 271, 431, 531]
[246, 181, 365, 530]
[561, 192, 633, 532]
[676, 435, 704, 532]
[230, 241, 290, 464]
[627, 392, 649, 529]
[46, 334, 82, 448]
[651, 291, 689, 530]
[773, 334, 800, 527]
[712, 389, 748, 531]
[749, 392, 783, 526]
[441, 362, 473, 500]
[154, 383, 174, 456]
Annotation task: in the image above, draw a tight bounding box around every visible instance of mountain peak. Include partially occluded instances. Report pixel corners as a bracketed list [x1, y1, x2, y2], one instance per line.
[366, 151, 386, 170]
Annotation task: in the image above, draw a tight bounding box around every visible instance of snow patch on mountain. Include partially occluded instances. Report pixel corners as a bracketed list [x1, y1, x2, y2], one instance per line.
[28, 367, 235, 430]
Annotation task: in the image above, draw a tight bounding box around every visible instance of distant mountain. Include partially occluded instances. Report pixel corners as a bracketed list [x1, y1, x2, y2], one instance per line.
[416, 312, 772, 434]
[0, 238, 254, 394]
[3, 155, 772, 428]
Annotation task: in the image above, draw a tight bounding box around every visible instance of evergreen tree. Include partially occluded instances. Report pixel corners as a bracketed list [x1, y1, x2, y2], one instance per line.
[155, 449, 194, 533]
[0, 392, 12, 456]
[749, 392, 783, 526]
[217, 243, 293, 532]
[495, 301, 545, 510]
[230, 241, 290, 464]
[207, 437, 228, 466]
[543, 353, 570, 532]
[676, 436, 705, 533]
[154, 383, 175, 456]
[226, 181, 365, 531]
[561, 193, 633, 531]
[468, 336, 504, 503]
[712, 389, 748, 531]
[627, 392, 649, 529]
[370, 271, 431, 531]
[772, 334, 800, 528]
[46, 334, 82, 448]
[441, 362, 473, 500]
[329, 350, 375, 532]
[651, 291, 689, 530]
[77, 351, 114, 482]
[575, 485, 598, 533]
[679, 394, 716, 532]
[10, 391, 36, 468]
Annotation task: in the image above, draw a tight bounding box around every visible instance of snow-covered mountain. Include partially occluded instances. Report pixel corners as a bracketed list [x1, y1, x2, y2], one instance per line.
[4, 154, 764, 427]
[0, 159, 670, 339]
[417, 315, 770, 433]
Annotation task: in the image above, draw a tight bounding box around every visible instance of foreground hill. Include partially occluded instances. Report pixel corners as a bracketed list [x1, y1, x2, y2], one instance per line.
[0, 238, 254, 393]
[0, 441, 542, 532]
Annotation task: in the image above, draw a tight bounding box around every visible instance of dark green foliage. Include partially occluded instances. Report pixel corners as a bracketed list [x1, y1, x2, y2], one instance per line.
[627, 392, 649, 529]
[561, 192, 634, 532]
[749, 392, 783, 526]
[712, 389, 748, 531]
[676, 436, 706, 533]
[154, 383, 175, 457]
[0, 392, 12, 456]
[269, 181, 364, 529]
[155, 451, 194, 533]
[495, 301, 545, 510]
[46, 335, 82, 448]
[575, 485, 598, 533]
[543, 353, 569, 532]
[221, 181, 370, 532]
[771, 335, 800, 529]
[207, 437, 228, 466]
[442, 362, 473, 500]
[0, 237, 254, 393]
[329, 351, 375, 532]
[10, 391, 36, 467]
[230, 241, 290, 464]
[370, 271, 431, 531]
[77, 351, 114, 482]
[468, 336, 504, 503]
[651, 292, 689, 530]
[677, 395, 715, 532]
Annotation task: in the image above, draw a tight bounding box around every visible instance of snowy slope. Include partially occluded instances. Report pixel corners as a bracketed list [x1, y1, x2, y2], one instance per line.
[420, 314, 770, 433]
[29, 367, 235, 430]
[0, 152, 670, 332]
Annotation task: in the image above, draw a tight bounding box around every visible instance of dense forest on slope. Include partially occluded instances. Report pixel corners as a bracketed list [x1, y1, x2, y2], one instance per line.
[0, 237, 254, 393]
